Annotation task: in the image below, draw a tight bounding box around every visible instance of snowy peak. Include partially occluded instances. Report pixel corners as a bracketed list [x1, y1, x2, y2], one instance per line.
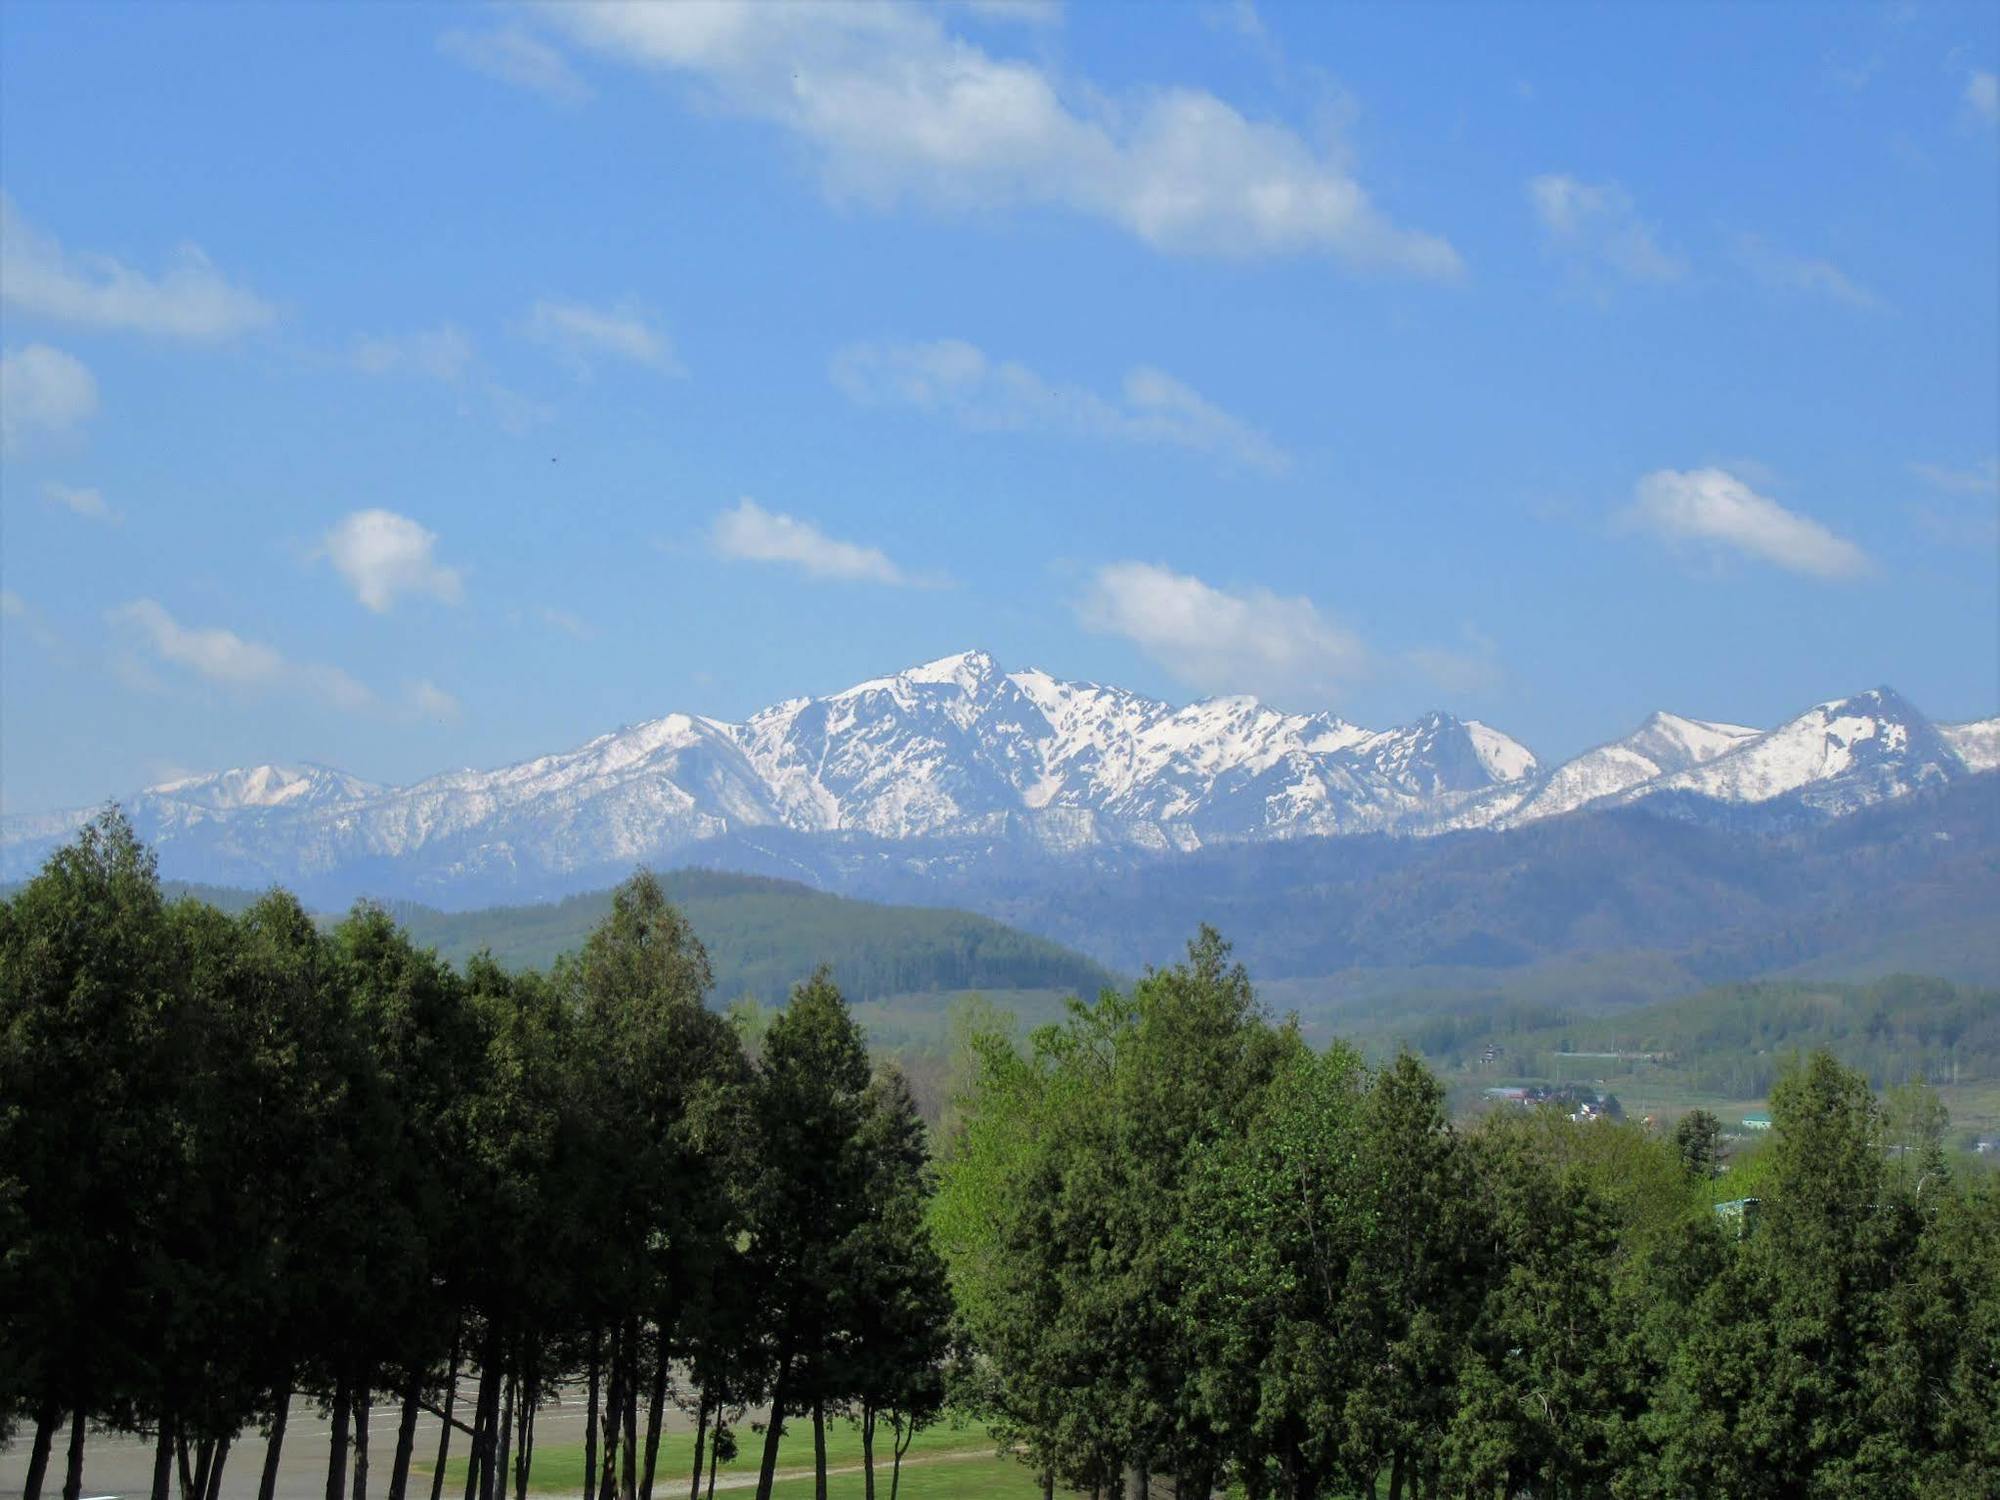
[144, 763, 384, 812]
[1624, 712, 1762, 773]
[1622, 687, 1963, 814]
[1, 655, 1985, 904]
[1348, 713, 1538, 798]
[1941, 718, 2000, 774]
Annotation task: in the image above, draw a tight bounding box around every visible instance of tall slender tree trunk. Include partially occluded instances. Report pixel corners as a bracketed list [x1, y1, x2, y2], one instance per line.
[61, 1408, 87, 1500]
[352, 1388, 371, 1500]
[188, 1438, 215, 1500]
[583, 1333, 601, 1500]
[24, 1405, 61, 1500]
[387, 1375, 422, 1500]
[703, 1428, 720, 1500]
[259, 1382, 292, 1500]
[1387, 1452, 1405, 1500]
[463, 1353, 498, 1500]
[888, 1419, 913, 1500]
[686, 1397, 709, 1500]
[598, 1324, 622, 1500]
[811, 1402, 826, 1500]
[429, 1342, 461, 1500]
[150, 1414, 175, 1500]
[753, 1367, 789, 1500]
[640, 1341, 668, 1500]
[326, 1382, 352, 1500]
[860, 1406, 874, 1500]
[515, 1371, 536, 1500]
[203, 1438, 232, 1500]
[178, 1433, 195, 1500]
[621, 1327, 638, 1500]
[1040, 1470, 1054, 1500]
[491, 1375, 514, 1500]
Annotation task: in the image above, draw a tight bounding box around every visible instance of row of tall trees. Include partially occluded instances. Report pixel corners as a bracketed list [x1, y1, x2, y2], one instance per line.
[933, 930, 2000, 1499]
[0, 812, 952, 1500]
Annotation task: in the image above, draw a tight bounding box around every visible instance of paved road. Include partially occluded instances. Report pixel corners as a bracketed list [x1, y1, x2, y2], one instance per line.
[0, 1385, 714, 1500]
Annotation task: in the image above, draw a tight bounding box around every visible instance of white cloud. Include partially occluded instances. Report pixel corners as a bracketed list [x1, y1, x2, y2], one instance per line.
[524, 300, 682, 376]
[1966, 70, 1998, 125]
[353, 325, 476, 382]
[535, 604, 595, 639]
[1078, 560, 1367, 702]
[440, 25, 593, 103]
[1912, 458, 2000, 496]
[109, 598, 377, 710]
[1625, 467, 1870, 580]
[831, 339, 1287, 473]
[405, 678, 463, 722]
[1405, 627, 1505, 697]
[43, 483, 117, 523]
[1529, 174, 1686, 283]
[0, 344, 98, 453]
[0, 195, 274, 340]
[110, 598, 285, 686]
[709, 499, 914, 585]
[321, 510, 465, 612]
[0, 589, 60, 650]
[1732, 234, 1881, 310]
[533, 2, 1460, 274]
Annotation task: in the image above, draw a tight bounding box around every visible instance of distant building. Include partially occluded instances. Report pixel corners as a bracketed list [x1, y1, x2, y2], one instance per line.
[1740, 1112, 1773, 1132]
[1975, 1138, 1998, 1156]
[1715, 1197, 1762, 1239]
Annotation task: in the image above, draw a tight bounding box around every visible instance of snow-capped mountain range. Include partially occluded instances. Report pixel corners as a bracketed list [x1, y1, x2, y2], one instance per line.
[4, 651, 1993, 905]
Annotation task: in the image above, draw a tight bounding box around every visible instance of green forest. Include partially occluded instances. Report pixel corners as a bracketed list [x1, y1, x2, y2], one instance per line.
[4, 813, 1997, 1499]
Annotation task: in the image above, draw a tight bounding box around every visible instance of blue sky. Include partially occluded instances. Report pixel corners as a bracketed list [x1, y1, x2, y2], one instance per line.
[2, 0, 1996, 816]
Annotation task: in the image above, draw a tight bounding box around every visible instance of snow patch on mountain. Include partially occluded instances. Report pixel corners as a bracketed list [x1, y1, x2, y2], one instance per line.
[1, 654, 1984, 904]
[1942, 718, 2000, 774]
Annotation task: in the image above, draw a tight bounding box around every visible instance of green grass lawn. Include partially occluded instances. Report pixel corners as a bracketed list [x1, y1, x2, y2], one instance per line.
[425, 1415, 1032, 1496]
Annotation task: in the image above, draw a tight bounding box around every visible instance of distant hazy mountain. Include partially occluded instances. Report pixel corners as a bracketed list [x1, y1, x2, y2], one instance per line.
[3, 650, 1993, 907]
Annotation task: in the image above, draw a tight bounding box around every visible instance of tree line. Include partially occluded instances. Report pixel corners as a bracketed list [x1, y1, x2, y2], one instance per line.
[5, 811, 1998, 1499]
[1, 812, 952, 1500]
[933, 934, 2000, 1498]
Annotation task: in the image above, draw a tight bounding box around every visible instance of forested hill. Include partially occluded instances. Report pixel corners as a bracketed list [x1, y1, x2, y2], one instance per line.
[1408, 973, 2000, 1098]
[376, 870, 1123, 1001]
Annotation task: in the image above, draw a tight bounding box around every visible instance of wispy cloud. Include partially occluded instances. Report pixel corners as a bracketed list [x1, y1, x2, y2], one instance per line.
[320, 510, 465, 613]
[1529, 173, 1686, 284]
[524, 300, 682, 377]
[1965, 69, 1999, 126]
[709, 499, 920, 586]
[105, 599, 457, 719]
[1078, 560, 1367, 703]
[535, 604, 595, 640]
[1624, 467, 1870, 580]
[832, 339, 1288, 473]
[1912, 458, 2000, 496]
[1732, 234, 1881, 310]
[525, 3, 1460, 274]
[352, 325, 476, 382]
[43, 483, 118, 524]
[0, 344, 97, 453]
[0, 194, 274, 340]
[439, 25, 593, 103]
[109, 599, 374, 710]
[404, 678, 463, 723]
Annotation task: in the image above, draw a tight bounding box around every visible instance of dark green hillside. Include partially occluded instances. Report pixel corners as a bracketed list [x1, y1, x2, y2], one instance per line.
[376, 868, 1121, 1004]
[6, 868, 1121, 1007]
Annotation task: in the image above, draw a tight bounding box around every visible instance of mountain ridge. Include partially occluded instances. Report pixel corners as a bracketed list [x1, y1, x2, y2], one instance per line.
[4, 650, 1993, 905]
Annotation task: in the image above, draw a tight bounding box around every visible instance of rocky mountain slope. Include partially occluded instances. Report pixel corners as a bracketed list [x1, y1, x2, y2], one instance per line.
[3, 650, 1992, 906]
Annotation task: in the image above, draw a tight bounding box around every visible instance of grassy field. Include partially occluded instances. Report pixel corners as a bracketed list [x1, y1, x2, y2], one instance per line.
[423, 1416, 1050, 1498]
